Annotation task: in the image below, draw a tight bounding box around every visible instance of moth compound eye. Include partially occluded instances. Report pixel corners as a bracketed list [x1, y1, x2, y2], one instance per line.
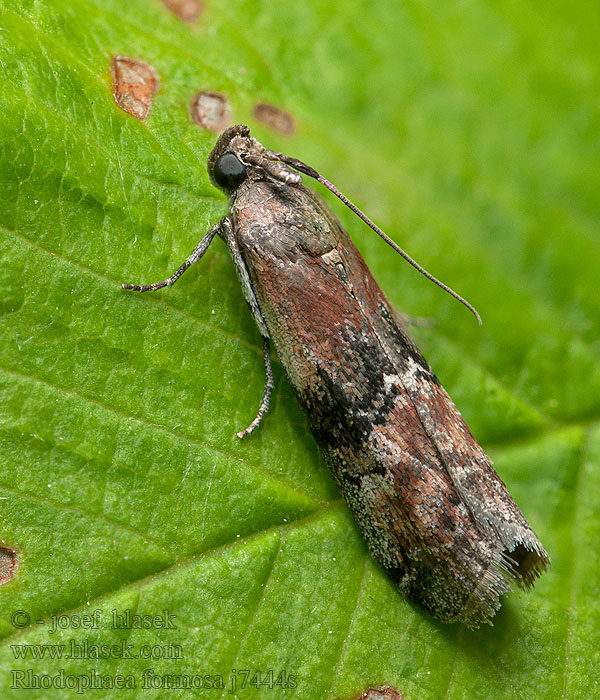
[213, 153, 247, 191]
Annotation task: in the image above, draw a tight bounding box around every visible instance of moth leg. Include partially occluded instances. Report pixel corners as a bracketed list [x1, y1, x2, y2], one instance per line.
[236, 337, 275, 439]
[219, 218, 273, 438]
[121, 219, 223, 292]
[218, 218, 269, 336]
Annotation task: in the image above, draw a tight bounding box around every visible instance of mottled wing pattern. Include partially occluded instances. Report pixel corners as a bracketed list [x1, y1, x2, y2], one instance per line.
[328, 203, 549, 624]
[233, 180, 548, 627]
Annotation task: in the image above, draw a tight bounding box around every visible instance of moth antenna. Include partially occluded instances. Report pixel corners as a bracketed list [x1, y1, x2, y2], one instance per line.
[271, 152, 482, 326]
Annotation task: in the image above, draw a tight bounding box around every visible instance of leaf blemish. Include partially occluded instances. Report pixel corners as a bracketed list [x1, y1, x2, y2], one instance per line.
[162, 0, 205, 22]
[253, 102, 296, 135]
[111, 56, 159, 121]
[343, 687, 405, 700]
[190, 91, 231, 132]
[0, 546, 18, 585]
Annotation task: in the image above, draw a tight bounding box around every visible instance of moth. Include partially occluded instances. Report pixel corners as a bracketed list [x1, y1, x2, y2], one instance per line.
[123, 125, 549, 628]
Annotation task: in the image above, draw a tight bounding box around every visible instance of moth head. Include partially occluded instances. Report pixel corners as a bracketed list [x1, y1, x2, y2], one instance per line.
[207, 124, 303, 194]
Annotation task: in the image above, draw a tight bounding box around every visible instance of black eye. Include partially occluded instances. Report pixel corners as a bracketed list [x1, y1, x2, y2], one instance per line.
[213, 153, 247, 191]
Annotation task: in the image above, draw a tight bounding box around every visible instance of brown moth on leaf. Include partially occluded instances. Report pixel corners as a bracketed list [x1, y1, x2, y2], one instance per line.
[122, 125, 549, 628]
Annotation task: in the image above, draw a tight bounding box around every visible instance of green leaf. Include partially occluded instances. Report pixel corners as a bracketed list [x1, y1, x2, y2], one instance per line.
[0, 1, 598, 698]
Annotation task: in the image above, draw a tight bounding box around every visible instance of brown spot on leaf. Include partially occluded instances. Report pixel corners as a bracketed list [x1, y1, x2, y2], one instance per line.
[190, 91, 231, 132]
[345, 688, 404, 700]
[253, 102, 296, 135]
[0, 546, 17, 585]
[162, 0, 204, 22]
[111, 56, 159, 121]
